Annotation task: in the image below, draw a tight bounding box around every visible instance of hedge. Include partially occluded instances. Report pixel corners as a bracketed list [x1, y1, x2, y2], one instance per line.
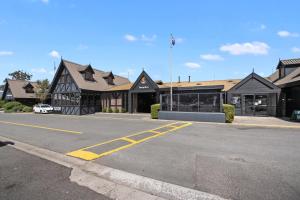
[22, 106, 33, 112]
[0, 100, 6, 108]
[3, 101, 24, 112]
[223, 104, 235, 123]
[2, 101, 32, 113]
[151, 104, 160, 119]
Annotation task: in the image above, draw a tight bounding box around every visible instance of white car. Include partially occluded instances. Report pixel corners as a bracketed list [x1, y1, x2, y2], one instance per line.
[33, 104, 54, 114]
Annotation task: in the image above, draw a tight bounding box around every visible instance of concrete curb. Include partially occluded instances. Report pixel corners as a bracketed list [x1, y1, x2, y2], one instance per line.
[0, 135, 227, 200]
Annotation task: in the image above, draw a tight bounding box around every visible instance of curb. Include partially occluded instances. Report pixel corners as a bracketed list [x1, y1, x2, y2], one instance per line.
[0, 135, 227, 200]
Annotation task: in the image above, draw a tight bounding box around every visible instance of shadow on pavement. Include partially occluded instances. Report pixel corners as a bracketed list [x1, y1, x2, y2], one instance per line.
[0, 141, 15, 147]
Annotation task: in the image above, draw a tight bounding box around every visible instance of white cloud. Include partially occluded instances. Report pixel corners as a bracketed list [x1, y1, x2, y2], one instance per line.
[141, 34, 157, 42]
[277, 30, 299, 38]
[185, 62, 201, 69]
[0, 51, 14, 56]
[41, 0, 49, 4]
[220, 41, 270, 55]
[124, 34, 137, 42]
[200, 54, 224, 61]
[292, 47, 300, 53]
[124, 34, 157, 45]
[175, 37, 184, 44]
[49, 50, 60, 59]
[31, 67, 47, 74]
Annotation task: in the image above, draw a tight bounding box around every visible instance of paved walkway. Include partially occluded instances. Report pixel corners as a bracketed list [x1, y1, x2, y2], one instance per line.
[234, 116, 300, 127]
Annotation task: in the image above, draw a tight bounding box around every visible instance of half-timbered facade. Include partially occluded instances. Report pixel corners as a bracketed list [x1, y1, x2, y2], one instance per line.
[49, 59, 130, 115]
[1, 79, 39, 106]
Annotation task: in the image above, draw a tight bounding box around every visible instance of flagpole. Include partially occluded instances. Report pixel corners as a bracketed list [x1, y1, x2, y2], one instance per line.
[169, 34, 173, 111]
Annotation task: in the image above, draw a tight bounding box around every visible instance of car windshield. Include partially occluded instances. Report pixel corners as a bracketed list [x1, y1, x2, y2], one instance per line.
[41, 105, 50, 108]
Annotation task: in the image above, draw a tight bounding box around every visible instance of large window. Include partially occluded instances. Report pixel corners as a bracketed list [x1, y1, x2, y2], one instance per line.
[161, 93, 221, 112]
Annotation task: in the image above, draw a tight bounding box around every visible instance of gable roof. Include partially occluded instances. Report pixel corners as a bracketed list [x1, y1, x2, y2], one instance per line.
[50, 59, 130, 93]
[4, 79, 38, 99]
[273, 66, 300, 87]
[130, 70, 159, 91]
[277, 58, 300, 69]
[228, 72, 280, 93]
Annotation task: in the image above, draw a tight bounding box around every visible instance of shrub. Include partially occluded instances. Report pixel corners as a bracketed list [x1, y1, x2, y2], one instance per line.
[121, 108, 126, 113]
[151, 104, 160, 119]
[22, 106, 33, 112]
[0, 100, 6, 108]
[108, 107, 113, 113]
[3, 101, 24, 112]
[102, 107, 106, 112]
[223, 104, 235, 123]
[115, 108, 119, 113]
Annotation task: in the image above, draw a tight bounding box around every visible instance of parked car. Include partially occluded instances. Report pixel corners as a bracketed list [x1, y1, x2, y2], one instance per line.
[33, 104, 54, 114]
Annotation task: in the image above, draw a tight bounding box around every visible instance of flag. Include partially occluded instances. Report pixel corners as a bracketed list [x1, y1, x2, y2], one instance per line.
[170, 34, 175, 47]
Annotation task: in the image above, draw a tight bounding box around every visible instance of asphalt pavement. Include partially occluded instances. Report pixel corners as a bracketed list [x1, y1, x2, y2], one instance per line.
[0, 144, 109, 200]
[0, 112, 300, 200]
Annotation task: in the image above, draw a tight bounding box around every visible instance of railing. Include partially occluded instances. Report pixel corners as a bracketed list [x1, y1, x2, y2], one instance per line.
[160, 93, 222, 112]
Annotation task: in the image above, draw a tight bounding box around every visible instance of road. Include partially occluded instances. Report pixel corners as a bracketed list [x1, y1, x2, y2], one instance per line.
[0, 112, 300, 200]
[0, 143, 109, 200]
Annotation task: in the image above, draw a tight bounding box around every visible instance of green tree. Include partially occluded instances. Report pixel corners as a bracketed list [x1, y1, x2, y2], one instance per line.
[8, 70, 32, 81]
[36, 79, 49, 103]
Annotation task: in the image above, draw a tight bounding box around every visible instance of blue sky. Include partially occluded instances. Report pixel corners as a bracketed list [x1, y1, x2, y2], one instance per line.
[0, 0, 300, 83]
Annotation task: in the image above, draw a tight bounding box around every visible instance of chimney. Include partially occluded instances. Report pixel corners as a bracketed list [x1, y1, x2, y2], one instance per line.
[178, 76, 181, 83]
[188, 76, 191, 82]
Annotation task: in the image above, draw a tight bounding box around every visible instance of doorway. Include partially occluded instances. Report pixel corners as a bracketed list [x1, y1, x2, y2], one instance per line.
[137, 92, 156, 113]
[243, 94, 268, 116]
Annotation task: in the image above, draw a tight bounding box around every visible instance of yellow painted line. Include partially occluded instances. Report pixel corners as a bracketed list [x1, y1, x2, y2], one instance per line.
[0, 120, 82, 134]
[122, 137, 137, 144]
[67, 122, 192, 160]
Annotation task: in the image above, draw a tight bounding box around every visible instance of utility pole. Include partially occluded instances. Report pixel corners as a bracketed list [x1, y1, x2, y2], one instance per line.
[169, 34, 175, 111]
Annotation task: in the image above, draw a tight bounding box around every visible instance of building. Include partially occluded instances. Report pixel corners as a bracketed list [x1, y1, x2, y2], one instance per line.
[269, 58, 300, 117]
[49, 59, 130, 115]
[1, 79, 39, 106]
[227, 72, 280, 116]
[48, 58, 300, 117]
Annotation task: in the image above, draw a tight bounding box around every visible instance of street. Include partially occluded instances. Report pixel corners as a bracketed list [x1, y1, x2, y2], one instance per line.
[0, 112, 300, 200]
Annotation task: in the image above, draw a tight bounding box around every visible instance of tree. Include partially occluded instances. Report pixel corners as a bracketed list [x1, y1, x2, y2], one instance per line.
[8, 70, 32, 81]
[36, 79, 50, 103]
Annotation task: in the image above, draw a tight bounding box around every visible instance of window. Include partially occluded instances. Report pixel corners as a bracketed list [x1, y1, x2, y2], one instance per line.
[84, 71, 94, 81]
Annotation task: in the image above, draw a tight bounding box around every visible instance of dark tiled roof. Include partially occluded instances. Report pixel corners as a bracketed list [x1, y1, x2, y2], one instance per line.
[277, 58, 300, 69]
[280, 58, 300, 65]
[62, 60, 130, 91]
[273, 67, 300, 86]
[267, 70, 280, 82]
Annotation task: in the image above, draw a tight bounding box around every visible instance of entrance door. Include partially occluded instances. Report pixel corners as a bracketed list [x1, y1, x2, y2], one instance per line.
[243, 94, 269, 116]
[137, 93, 156, 113]
[244, 95, 254, 115]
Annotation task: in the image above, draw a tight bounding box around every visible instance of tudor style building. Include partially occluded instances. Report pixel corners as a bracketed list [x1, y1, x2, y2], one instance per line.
[48, 58, 300, 117]
[49, 59, 130, 115]
[1, 79, 39, 106]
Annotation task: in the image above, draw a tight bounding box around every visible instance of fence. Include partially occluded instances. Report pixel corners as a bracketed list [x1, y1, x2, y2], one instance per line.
[160, 93, 222, 113]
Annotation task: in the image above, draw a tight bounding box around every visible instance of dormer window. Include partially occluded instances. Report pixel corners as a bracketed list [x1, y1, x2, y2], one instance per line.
[23, 83, 34, 93]
[103, 72, 115, 85]
[80, 64, 95, 81]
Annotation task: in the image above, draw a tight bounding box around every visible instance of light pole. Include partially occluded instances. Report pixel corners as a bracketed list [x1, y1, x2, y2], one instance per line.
[169, 34, 175, 111]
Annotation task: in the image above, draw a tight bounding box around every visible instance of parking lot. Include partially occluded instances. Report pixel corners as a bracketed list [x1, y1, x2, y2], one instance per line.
[1, 112, 300, 200]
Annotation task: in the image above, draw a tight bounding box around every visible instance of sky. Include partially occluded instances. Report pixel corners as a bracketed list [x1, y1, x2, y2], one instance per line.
[0, 0, 300, 83]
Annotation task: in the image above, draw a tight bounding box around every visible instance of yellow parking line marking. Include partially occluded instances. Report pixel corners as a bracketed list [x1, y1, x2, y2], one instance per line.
[0, 120, 82, 134]
[67, 122, 192, 160]
[122, 137, 137, 144]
